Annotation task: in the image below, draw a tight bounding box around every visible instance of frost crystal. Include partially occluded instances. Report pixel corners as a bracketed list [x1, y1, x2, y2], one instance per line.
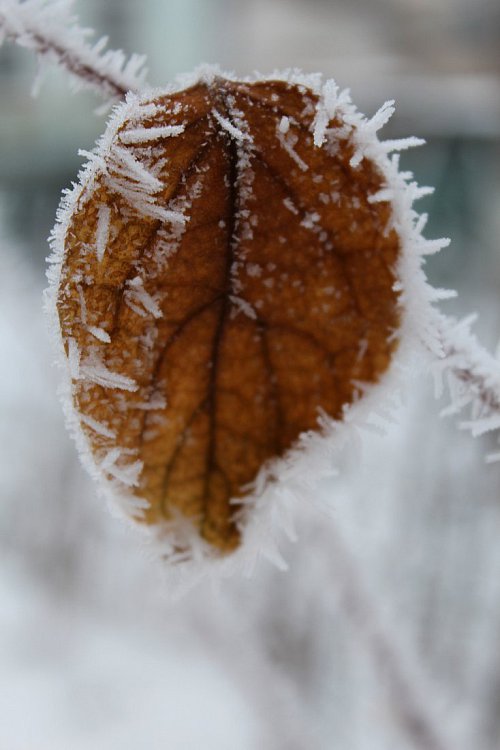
[119, 125, 185, 144]
[79, 358, 138, 392]
[125, 276, 163, 320]
[95, 204, 111, 263]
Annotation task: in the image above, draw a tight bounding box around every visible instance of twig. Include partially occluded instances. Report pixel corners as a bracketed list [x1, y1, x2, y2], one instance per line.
[434, 314, 500, 453]
[0, 0, 147, 100]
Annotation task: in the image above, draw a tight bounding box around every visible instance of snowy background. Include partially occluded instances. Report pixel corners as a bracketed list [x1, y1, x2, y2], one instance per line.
[0, 0, 499, 748]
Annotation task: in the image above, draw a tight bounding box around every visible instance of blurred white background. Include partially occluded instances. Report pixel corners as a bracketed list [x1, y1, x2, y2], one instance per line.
[1, 1, 499, 748]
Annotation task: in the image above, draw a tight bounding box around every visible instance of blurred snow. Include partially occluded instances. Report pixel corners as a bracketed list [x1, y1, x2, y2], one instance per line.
[0, 562, 261, 750]
[0, 250, 263, 750]
[1, 240, 500, 748]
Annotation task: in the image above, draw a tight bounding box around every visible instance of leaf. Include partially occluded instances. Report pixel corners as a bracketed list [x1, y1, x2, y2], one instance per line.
[54, 73, 400, 554]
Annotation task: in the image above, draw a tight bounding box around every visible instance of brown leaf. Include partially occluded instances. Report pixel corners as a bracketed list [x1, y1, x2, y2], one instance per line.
[55, 75, 400, 553]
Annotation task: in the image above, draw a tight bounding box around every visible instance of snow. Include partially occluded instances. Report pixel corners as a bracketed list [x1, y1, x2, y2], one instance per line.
[419, 237, 451, 256]
[125, 276, 163, 319]
[283, 197, 299, 215]
[381, 136, 427, 153]
[462, 413, 500, 437]
[87, 325, 111, 343]
[301, 212, 321, 230]
[99, 448, 143, 487]
[434, 315, 500, 446]
[108, 144, 164, 192]
[67, 337, 80, 378]
[78, 358, 138, 392]
[278, 115, 290, 134]
[349, 100, 396, 168]
[94, 204, 111, 263]
[119, 124, 185, 144]
[103, 137, 187, 225]
[246, 262, 262, 278]
[276, 126, 309, 172]
[367, 187, 394, 204]
[229, 294, 257, 321]
[312, 78, 340, 146]
[132, 393, 167, 411]
[80, 413, 116, 439]
[212, 108, 251, 143]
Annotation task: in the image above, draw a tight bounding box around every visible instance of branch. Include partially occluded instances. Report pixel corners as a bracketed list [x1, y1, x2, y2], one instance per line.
[0, 0, 147, 100]
[434, 314, 500, 457]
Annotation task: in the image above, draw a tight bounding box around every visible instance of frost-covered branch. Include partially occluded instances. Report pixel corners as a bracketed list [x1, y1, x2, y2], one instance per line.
[0, 0, 147, 100]
[435, 315, 500, 458]
[329, 523, 459, 750]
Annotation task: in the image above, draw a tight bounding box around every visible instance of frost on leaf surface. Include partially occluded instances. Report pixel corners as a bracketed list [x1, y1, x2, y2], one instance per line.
[53, 74, 401, 554]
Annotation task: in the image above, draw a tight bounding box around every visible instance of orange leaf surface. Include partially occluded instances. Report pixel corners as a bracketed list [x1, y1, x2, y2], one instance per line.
[54, 74, 400, 553]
